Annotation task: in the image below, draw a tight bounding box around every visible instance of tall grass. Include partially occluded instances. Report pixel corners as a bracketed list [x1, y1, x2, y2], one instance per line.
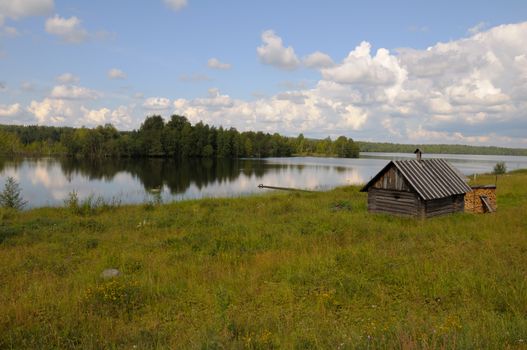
[0, 171, 526, 348]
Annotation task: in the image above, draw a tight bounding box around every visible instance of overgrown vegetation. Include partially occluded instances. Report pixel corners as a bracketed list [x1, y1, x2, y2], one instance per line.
[0, 116, 359, 158]
[64, 191, 121, 216]
[0, 170, 526, 348]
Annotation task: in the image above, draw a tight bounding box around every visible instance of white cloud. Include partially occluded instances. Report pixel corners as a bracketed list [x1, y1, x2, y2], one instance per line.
[163, 0, 187, 12]
[303, 51, 334, 69]
[80, 106, 133, 128]
[50, 84, 99, 100]
[445, 72, 509, 106]
[56, 72, 79, 84]
[172, 84, 368, 135]
[26, 96, 134, 128]
[322, 41, 407, 86]
[0, 0, 53, 22]
[0, 103, 20, 117]
[108, 105, 133, 128]
[45, 14, 88, 43]
[208, 58, 231, 70]
[28, 98, 72, 124]
[257, 30, 300, 70]
[107, 68, 127, 79]
[468, 21, 488, 35]
[143, 97, 171, 110]
[81, 106, 110, 124]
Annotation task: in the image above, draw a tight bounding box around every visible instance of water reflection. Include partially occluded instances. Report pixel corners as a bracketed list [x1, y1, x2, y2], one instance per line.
[57, 157, 271, 194]
[0, 157, 366, 207]
[1, 154, 526, 208]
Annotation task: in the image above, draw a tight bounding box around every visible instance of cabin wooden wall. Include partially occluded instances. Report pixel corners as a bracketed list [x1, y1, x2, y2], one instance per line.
[367, 188, 419, 216]
[424, 194, 465, 218]
[465, 186, 496, 213]
[371, 167, 412, 192]
[368, 189, 465, 218]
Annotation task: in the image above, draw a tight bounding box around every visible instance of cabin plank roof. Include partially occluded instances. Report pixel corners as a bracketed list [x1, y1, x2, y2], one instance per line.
[361, 159, 472, 200]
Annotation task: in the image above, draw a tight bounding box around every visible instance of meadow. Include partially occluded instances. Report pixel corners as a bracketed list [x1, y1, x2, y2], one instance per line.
[0, 170, 526, 349]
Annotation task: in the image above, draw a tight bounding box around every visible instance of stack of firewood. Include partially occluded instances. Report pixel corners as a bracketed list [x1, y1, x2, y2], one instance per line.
[465, 187, 497, 213]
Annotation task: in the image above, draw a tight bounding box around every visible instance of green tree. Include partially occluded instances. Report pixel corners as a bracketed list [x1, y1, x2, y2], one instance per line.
[333, 136, 348, 157]
[139, 115, 165, 156]
[0, 177, 27, 210]
[493, 161, 506, 175]
[202, 144, 214, 157]
[244, 137, 253, 157]
[0, 130, 23, 155]
[296, 133, 305, 154]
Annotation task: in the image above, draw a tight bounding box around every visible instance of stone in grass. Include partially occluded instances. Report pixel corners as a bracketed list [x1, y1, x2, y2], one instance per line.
[100, 268, 120, 279]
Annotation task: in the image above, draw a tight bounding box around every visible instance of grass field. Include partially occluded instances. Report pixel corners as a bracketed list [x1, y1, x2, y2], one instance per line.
[1, 170, 526, 349]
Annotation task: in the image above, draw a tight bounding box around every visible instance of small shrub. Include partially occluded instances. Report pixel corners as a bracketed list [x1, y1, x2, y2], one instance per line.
[143, 201, 155, 211]
[493, 161, 507, 175]
[124, 259, 144, 273]
[0, 177, 27, 210]
[86, 238, 99, 249]
[65, 191, 121, 216]
[330, 200, 352, 212]
[79, 219, 105, 232]
[64, 190, 80, 211]
[0, 225, 22, 243]
[143, 191, 162, 210]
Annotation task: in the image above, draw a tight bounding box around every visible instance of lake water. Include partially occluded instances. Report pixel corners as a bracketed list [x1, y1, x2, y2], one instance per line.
[1, 153, 526, 208]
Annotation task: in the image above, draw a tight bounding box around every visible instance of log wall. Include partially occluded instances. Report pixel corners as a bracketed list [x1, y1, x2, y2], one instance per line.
[465, 186, 497, 213]
[424, 194, 465, 218]
[367, 188, 419, 216]
[368, 188, 466, 218]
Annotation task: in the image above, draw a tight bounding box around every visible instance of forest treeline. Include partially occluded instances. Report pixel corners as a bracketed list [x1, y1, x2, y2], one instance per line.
[0, 115, 359, 158]
[357, 141, 527, 156]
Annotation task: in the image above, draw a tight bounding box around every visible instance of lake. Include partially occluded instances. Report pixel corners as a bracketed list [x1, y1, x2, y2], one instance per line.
[1, 153, 526, 208]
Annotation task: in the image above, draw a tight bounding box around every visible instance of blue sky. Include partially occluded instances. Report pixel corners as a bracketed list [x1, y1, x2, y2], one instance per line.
[1, 0, 527, 147]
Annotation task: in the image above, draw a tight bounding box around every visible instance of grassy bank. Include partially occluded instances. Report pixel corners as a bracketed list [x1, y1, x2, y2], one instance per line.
[1, 171, 526, 349]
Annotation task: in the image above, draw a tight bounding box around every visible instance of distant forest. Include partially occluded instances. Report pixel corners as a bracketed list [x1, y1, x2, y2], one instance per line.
[1, 116, 524, 159]
[0, 115, 359, 158]
[357, 141, 527, 156]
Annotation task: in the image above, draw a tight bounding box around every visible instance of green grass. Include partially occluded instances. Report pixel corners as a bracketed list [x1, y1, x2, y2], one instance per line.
[1, 171, 526, 349]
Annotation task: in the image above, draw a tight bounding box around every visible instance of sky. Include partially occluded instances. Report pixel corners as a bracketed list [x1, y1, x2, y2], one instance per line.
[1, 0, 527, 147]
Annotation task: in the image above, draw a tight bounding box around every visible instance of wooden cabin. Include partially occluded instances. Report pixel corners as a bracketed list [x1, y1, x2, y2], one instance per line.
[361, 149, 472, 218]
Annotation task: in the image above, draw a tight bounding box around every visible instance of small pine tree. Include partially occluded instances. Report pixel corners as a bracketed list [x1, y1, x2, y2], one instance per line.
[0, 177, 27, 210]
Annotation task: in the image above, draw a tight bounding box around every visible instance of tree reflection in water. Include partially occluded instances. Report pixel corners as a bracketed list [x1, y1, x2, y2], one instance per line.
[56, 157, 271, 194]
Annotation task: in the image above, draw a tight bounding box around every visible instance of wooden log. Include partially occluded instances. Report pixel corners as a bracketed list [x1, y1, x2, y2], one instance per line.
[257, 184, 314, 192]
